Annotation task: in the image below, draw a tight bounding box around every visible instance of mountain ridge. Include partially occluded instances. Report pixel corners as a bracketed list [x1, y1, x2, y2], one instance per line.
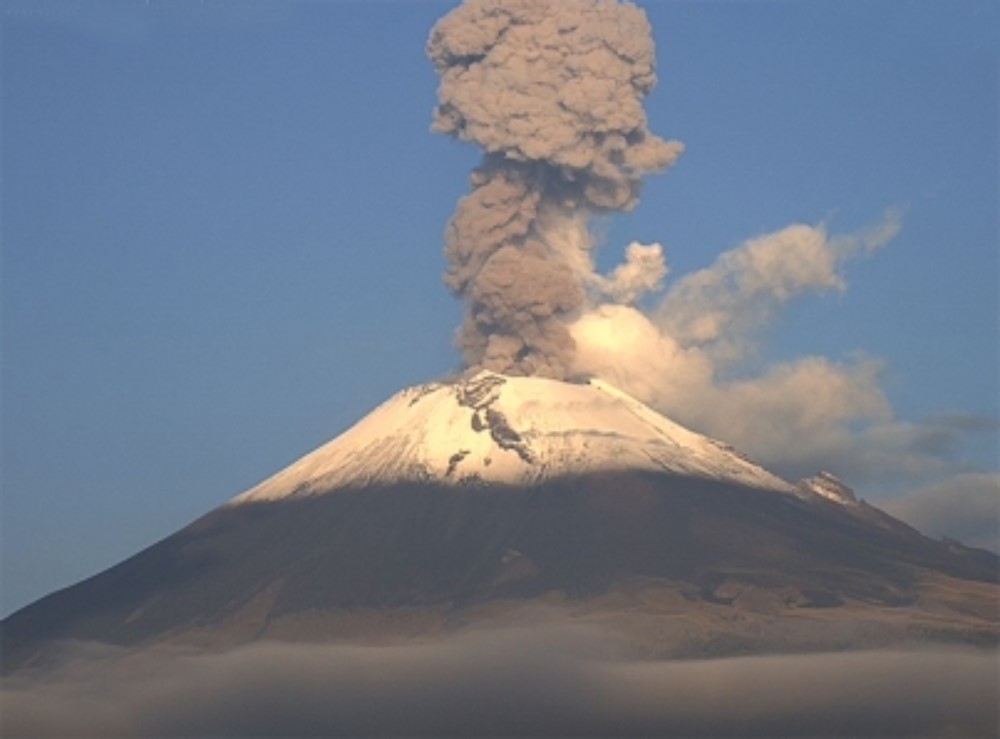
[2, 373, 997, 675]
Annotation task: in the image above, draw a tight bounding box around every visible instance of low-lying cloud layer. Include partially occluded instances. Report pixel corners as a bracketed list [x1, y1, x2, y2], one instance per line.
[4, 626, 997, 737]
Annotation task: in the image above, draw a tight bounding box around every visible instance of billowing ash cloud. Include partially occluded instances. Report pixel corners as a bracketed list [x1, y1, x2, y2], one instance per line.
[428, 0, 682, 377]
[424, 2, 987, 490]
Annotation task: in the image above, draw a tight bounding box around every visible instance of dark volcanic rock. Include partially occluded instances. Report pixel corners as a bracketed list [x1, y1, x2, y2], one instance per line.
[3, 471, 997, 673]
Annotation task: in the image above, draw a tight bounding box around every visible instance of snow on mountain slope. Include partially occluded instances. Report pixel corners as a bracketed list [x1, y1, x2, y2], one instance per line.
[798, 471, 858, 506]
[231, 372, 798, 505]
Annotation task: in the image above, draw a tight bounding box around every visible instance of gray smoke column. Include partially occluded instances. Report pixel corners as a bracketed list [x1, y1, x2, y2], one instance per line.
[429, 0, 683, 377]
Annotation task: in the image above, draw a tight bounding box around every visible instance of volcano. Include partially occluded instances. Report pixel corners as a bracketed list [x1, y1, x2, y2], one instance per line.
[2, 372, 997, 673]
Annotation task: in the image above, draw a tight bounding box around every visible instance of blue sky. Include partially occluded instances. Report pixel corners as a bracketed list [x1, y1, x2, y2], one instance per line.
[2, 0, 997, 615]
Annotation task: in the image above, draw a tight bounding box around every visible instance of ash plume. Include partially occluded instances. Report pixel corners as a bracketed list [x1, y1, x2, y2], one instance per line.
[427, 3, 950, 486]
[429, 0, 683, 377]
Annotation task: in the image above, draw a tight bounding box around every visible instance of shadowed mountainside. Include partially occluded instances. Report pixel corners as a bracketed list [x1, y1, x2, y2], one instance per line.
[3, 471, 996, 673]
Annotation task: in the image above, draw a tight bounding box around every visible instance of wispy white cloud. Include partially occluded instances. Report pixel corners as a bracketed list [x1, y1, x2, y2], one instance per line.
[882, 473, 1000, 552]
[656, 212, 900, 364]
[572, 210, 994, 488]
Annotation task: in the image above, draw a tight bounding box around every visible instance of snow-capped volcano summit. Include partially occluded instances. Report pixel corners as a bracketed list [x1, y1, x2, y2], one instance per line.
[4, 370, 997, 678]
[233, 371, 795, 504]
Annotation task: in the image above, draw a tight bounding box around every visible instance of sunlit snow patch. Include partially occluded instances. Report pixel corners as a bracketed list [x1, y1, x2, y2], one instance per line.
[231, 372, 798, 504]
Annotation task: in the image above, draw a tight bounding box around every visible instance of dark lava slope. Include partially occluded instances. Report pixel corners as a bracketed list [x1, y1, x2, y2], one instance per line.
[3, 472, 997, 673]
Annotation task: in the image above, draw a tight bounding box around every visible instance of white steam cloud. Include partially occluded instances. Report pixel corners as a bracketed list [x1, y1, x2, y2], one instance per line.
[655, 214, 901, 364]
[568, 212, 914, 481]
